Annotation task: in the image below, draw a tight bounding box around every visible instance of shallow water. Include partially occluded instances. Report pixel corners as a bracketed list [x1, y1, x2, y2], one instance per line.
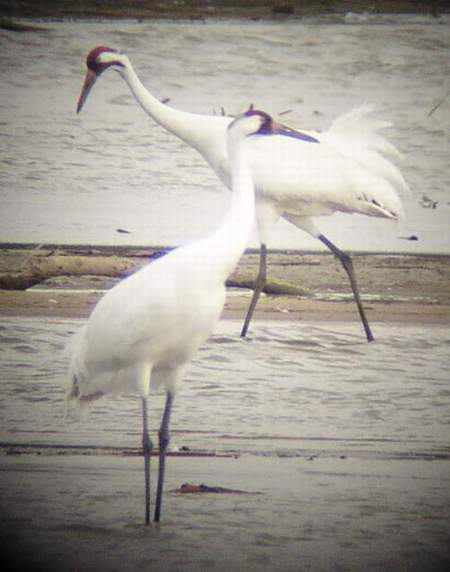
[1, 316, 449, 571]
[1, 16, 450, 252]
[0, 317, 448, 459]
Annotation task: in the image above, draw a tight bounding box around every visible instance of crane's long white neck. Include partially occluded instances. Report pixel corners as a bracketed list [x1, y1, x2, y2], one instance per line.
[116, 59, 254, 282]
[201, 132, 255, 282]
[118, 61, 230, 159]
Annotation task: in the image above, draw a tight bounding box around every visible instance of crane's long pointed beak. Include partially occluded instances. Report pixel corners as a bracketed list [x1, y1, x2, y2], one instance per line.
[275, 121, 320, 143]
[76, 69, 97, 114]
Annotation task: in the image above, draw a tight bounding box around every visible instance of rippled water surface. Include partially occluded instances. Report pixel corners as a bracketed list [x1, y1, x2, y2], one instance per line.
[1, 16, 450, 252]
[1, 317, 448, 458]
[1, 317, 449, 571]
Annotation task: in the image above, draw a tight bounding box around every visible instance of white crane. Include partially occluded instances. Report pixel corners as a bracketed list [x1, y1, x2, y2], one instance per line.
[66, 109, 270, 524]
[77, 46, 408, 342]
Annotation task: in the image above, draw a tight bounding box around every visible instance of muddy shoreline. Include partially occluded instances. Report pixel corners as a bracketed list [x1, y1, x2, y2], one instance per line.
[1, 243, 449, 324]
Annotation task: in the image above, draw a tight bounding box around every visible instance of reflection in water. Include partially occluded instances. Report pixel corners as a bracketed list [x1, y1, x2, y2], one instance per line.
[0, 317, 448, 458]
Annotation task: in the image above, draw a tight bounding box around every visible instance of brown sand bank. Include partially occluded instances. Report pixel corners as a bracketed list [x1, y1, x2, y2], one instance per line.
[1, 244, 449, 324]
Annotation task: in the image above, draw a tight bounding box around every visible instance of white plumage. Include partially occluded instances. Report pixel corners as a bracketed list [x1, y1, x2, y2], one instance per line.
[77, 47, 409, 341]
[67, 109, 269, 524]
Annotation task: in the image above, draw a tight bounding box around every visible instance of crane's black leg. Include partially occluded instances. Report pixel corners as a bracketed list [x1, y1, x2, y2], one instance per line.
[154, 391, 174, 523]
[142, 397, 153, 525]
[241, 243, 267, 338]
[318, 234, 374, 342]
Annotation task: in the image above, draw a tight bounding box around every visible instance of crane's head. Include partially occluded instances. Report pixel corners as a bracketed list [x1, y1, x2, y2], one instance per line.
[228, 109, 278, 139]
[77, 46, 126, 114]
[231, 107, 320, 145]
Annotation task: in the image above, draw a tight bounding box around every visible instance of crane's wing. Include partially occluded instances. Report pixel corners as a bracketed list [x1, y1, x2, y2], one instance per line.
[66, 245, 226, 401]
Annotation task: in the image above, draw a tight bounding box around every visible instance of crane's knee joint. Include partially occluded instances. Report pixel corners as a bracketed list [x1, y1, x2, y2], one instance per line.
[142, 433, 153, 454]
[159, 430, 170, 452]
[341, 252, 353, 269]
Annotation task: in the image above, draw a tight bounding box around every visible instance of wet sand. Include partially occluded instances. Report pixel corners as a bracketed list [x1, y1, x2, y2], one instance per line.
[0, 452, 448, 572]
[0, 245, 449, 324]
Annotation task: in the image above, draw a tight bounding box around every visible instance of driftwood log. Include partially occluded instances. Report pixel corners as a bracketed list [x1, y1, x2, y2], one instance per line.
[0, 246, 309, 296]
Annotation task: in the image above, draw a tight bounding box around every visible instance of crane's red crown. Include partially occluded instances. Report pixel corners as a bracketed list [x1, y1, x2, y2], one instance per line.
[86, 46, 117, 71]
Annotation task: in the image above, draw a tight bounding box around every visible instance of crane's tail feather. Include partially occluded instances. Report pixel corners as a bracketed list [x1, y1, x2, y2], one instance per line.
[324, 104, 410, 213]
[328, 104, 403, 161]
[67, 372, 105, 403]
[329, 104, 389, 132]
[65, 325, 106, 410]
